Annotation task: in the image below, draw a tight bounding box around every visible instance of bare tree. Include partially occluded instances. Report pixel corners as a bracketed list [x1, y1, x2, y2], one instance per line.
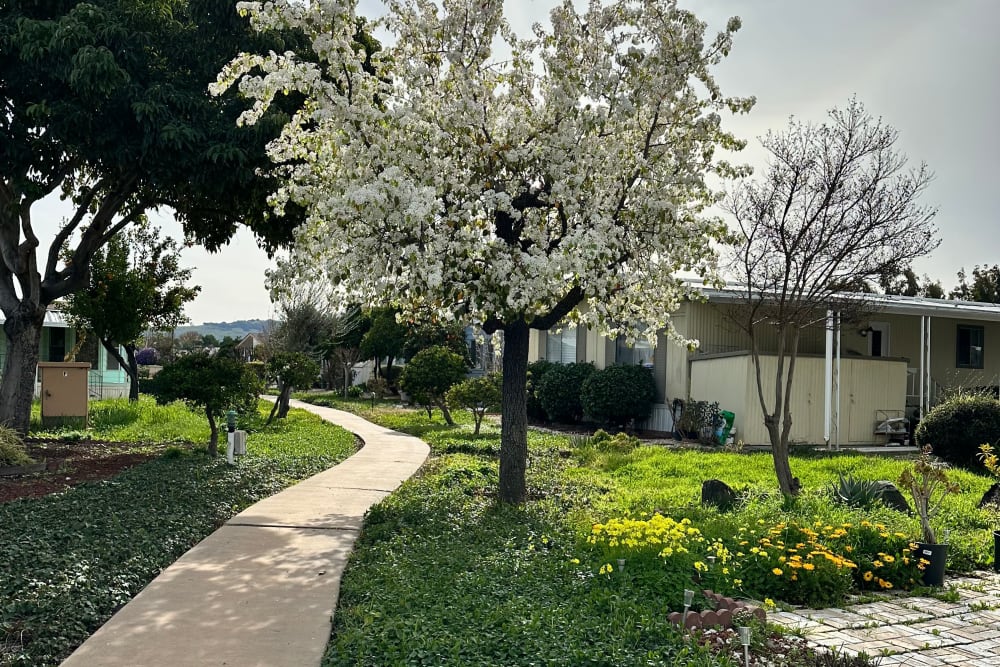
[724, 99, 938, 496]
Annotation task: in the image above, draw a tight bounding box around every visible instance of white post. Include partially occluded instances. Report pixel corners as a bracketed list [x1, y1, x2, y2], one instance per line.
[925, 317, 932, 412]
[824, 309, 834, 448]
[919, 315, 925, 415]
[226, 431, 235, 465]
[835, 312, 842, 450]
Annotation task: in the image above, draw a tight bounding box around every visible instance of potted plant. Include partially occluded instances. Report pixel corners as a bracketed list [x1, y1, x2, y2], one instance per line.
[977, 443, 1000, 572]
[898, 446, 960, 586]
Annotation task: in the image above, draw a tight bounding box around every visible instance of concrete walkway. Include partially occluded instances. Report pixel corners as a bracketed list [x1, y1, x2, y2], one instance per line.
[61, 399, 428, 667]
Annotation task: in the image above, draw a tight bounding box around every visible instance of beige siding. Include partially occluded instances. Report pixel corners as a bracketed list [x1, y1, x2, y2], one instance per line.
[690, 353, 906, 446]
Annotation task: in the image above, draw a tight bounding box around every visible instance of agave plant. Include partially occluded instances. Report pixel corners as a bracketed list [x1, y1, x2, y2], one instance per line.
[828, 473, 886, 510]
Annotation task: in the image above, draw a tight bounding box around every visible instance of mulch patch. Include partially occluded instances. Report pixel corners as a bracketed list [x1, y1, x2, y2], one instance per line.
[0, 438, 175, 504]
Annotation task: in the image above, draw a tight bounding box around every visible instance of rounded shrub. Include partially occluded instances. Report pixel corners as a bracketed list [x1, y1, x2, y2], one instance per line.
[915, 393, 1000, 469]
[535, 362, 595, 423]
[581, 364, 656, 427]
[526, 360, 557, 420]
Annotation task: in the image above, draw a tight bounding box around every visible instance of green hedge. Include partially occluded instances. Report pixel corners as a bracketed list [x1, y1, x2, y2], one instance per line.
[581, 364, 656, 427]
[916, 393, 1000, 470]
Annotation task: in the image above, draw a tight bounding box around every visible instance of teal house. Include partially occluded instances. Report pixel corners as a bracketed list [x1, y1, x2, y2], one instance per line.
[0, 310, 130, 399]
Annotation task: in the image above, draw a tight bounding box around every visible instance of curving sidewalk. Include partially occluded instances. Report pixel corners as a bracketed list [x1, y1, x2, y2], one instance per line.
[61, 399, 428, 667]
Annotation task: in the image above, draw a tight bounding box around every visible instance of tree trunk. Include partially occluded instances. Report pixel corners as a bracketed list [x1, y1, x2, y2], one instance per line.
[499, 320, 529, 504]
[125, 344, 139, 402]
[206, 410, 219, 457]
[277, 384, 291, 419]
[437, 400, 454, 426]
[102, 339, 138, 402]
[766, 420, 799, 497]
[0, 308, 45, 435]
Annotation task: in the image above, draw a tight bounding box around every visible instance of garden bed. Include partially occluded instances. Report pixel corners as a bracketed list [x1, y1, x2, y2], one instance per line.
[0, 439, 174, 503]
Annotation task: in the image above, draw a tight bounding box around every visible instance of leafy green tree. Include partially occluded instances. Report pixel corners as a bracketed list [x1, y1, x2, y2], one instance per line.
[64, 223, 199, 401]
[879, 264, 944, 299]
[399, 346, 468, 425]
[151, 353, 262, 455]
[201, 334, 220, 348]
[950, 265, 1000, 303]
[265, 351, 319, 424]
[359, 307, 406, 379]
[0, 0, 314, 433]
[446, 374, 501, 435]
[402, 321, 470, 363]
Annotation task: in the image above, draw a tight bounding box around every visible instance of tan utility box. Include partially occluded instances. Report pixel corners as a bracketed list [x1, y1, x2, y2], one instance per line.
[39, 362, 91, 429]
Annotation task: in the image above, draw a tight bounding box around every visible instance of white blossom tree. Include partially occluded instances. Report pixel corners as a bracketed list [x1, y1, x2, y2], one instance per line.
[215, 0, 753, 503]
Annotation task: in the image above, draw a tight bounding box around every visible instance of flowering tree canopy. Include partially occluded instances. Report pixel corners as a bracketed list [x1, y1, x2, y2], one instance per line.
[216, 0, 752, 502]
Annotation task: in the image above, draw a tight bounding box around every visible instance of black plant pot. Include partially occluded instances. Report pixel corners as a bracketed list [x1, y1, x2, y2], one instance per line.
[917, 542, 948, 586]
[993, 531, 1000, 573]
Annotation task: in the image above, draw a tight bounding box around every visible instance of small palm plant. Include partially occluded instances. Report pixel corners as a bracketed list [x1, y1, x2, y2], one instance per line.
[898, 446, 960, 544]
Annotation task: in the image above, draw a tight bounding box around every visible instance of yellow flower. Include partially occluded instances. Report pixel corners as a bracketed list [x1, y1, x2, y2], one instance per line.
[763, 598, 776, 611]
[772, 568, 783, 576]
[733, 579, 743, 587]
[694, 561, 708, 572]
[883, 555, 895, 564]
[570, 558, 580, 565]
[599, 563, 613, 575]
[863, 570, 874, 582]
[803, 563, 815, 571]
[873, 560, 884, 568]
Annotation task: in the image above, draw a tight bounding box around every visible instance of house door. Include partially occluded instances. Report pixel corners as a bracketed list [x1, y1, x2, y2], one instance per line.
[868, 322, 890, 357]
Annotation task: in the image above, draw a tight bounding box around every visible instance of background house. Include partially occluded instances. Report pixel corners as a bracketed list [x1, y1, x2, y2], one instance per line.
[0, 311, 130, 399]
[530, 289, 1000, 447]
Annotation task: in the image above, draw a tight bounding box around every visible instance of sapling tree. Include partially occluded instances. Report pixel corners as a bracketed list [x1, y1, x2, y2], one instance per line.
[265, 351, 319, 424]
[724, 99, 938, 496]
[399, 346, 468, 425]
[151, 353, 262, 456]
[446, 374, 502, 435]
[64, 222, 199, 402]
[217, 0, 752, 502]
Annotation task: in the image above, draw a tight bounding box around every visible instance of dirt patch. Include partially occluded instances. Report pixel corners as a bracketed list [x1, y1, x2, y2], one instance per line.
[0, 439, 176, 504]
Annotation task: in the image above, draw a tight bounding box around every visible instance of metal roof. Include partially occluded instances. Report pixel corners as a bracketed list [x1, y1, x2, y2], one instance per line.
[688, 281, 1000, 323]
[0, 310, 71, 328]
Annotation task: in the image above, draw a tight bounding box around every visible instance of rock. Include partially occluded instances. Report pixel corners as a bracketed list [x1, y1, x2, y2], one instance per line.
[701, 479, 738, 511]
[700, 610, 719, 627]
[874, 481, 912, 514]
[979, 482, 1000, 509]
[668, 611, 682, 626]
[715, 608, 732, 628]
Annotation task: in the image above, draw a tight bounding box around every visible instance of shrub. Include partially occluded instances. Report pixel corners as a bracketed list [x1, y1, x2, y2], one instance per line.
[589, 429, 641, 453]
[915, 393, 1000, 469]
[0, 425, 33, 467]
[135, 347, 159, 365]
[580, 364, 656, 427]
[150, 353, 262, 455]
[536, 362, 595, 423]
[347, 384, 364, 398]
[399, 345, 468, 425]
[526, 359, 557, 420]
[446, 374, 502, 434]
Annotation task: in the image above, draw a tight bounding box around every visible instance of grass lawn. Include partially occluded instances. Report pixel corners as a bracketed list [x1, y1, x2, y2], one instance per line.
[1, 398, 357, 667]
[295, 392, 993, 665]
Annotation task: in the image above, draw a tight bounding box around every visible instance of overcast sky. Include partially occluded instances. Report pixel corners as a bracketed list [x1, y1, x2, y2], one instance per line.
[34, 0, 1000, 325]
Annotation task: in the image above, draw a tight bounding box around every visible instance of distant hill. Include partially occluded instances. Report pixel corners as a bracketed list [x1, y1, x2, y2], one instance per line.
[175, 319, 273, 341]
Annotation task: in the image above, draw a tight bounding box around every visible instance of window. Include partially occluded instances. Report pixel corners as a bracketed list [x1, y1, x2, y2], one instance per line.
[106, 351, 120, 371]
[956, 325, 984, 369]
[47, 328, 66, 362]
[615, 335, 654, 367]
[545, 326, 577, 364]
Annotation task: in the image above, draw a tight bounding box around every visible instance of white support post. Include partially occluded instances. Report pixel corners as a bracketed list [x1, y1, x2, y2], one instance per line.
[834, 312, 841, 450]
[919, 316, 925, 416]
[925, 318, 932, 413]
[824, 310, 834, 447]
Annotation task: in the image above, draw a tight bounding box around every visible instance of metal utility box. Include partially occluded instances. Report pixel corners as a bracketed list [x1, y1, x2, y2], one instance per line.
[38, 362, 91, 429]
